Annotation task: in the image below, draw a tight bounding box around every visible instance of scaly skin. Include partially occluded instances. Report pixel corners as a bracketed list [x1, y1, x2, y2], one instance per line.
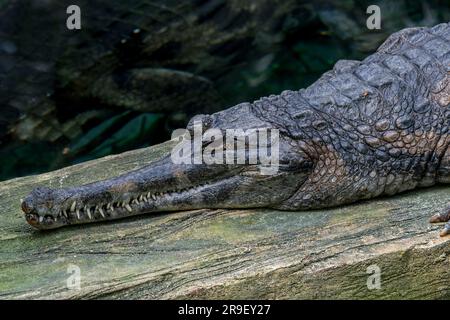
[21, 23, 450, 235]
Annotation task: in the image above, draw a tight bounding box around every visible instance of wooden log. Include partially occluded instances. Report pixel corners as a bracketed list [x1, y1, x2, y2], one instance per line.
[0, 140, 448, 299]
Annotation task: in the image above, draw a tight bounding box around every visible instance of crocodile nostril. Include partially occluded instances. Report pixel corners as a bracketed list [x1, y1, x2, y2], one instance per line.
[21, 200, 33, 214]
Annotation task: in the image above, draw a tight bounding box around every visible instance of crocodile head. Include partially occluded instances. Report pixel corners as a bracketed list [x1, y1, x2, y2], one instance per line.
[21, 105, 313, 230]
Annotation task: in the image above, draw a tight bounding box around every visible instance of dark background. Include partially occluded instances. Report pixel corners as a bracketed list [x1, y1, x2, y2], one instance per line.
[0, 0, 449, 181]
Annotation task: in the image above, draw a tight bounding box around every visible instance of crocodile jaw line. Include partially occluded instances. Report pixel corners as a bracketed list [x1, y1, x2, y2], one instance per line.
[21, 157, 255, 230]
[24, 178, 236, 230]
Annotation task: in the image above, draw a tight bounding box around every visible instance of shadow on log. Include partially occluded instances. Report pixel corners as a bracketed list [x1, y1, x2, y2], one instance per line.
[0, 141, 449, 299]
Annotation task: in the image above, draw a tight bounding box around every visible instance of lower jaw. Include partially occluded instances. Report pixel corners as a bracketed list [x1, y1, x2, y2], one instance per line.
[27, 202, 161, 230]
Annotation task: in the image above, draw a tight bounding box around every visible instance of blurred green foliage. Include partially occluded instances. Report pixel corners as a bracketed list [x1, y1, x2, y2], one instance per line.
[70, 112, 164, 163]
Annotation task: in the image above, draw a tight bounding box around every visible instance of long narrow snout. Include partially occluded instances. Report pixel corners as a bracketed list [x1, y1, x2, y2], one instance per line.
[21, 157, 247, 230]
[22, 150, 309, 230]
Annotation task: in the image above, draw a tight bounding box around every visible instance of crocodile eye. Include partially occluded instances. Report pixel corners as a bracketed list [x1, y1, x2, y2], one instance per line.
[293, 110, 312, 120]
[187, 114, 214, 132]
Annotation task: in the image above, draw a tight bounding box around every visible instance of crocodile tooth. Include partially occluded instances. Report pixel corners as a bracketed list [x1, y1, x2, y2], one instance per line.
[99, 208, 105, 218]
[151, 194, 157, 200]
[139, 195, 144, 202]
[70, 201, 76, 212]
[107, 203, 111, 210]
[125, 204, 133, 212]
[132, 199, 139, 205]
[147, 192, 151, 198]
[95, 205, 99, 212]
[63, 210, 68, 218]
[76, 209, 80, 219]
[87, 207, 92, 219]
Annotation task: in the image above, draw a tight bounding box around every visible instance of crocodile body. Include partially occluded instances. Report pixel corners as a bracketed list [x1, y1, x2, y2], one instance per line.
[22, 23, 450, 235]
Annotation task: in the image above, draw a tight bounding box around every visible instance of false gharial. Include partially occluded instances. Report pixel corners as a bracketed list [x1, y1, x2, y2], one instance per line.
[21, 23, 450, 235]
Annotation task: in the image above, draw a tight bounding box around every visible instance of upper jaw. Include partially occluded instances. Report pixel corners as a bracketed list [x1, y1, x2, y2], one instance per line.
[22, 164, 294, 230]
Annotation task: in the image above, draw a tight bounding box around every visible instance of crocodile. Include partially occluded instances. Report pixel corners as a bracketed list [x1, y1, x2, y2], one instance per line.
[21, 23, 450, 235]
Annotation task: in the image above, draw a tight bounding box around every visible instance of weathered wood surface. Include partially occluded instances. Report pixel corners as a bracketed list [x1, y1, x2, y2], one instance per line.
[0, 140, 449, 299]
